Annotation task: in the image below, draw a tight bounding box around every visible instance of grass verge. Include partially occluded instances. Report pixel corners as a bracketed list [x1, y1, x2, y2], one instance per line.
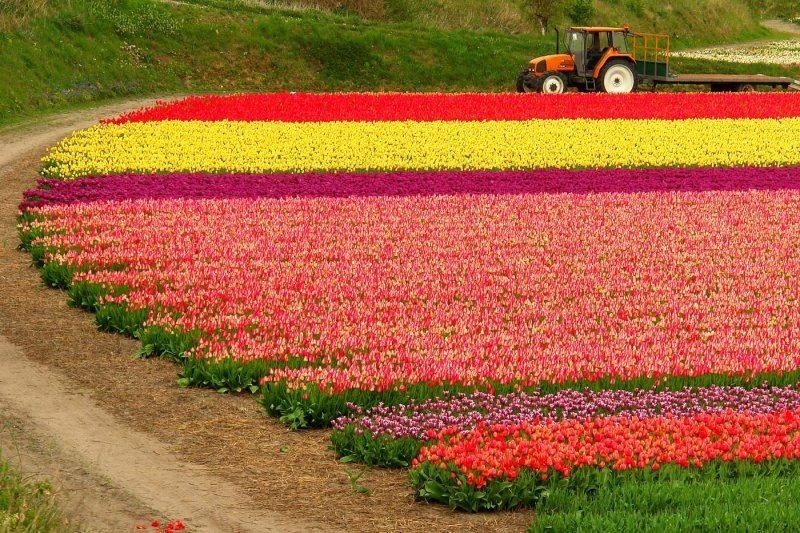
[0, 452, 75, 532]
[529, 462, 800, 531]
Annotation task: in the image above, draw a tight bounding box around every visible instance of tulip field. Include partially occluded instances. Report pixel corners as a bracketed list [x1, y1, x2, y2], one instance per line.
[19, 92, 800, 514]
[672, 40, 800, 65]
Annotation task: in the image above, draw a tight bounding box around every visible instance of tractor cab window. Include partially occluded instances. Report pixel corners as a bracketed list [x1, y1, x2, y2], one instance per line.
[612, 31, 629, 52]
[567, 30, 587, 74]
[566, 30, 585, 55]
[586, 32, 610, 70]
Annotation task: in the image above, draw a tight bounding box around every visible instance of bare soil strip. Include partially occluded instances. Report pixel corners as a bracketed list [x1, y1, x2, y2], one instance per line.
[0, 101, 533, 531]
[0, 338, 310, 532]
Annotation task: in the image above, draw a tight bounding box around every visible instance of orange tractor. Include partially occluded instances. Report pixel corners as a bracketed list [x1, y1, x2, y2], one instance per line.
[517, 25, 640, 94]
[517, 25, 800, 94]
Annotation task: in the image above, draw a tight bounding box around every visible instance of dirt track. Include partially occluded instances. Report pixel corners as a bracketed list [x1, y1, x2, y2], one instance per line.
[0, 102, 533, 531]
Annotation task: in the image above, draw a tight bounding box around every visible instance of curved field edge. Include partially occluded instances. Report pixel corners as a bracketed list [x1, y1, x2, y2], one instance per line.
[18, 220, 800, 429]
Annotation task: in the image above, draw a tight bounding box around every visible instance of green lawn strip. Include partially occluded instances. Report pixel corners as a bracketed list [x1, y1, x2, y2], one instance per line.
[529, 462, 800, 531]
[0, 452, 76, 532]
[411, 457, 800, 513]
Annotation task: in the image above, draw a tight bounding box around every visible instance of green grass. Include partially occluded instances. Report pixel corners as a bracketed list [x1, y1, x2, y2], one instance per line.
[529, 468, 800, 532]
[0, 453, 75, 532]
[1, 0, 798, 127]
[176, 0, 789, 44]
[0, 0, 548, 125]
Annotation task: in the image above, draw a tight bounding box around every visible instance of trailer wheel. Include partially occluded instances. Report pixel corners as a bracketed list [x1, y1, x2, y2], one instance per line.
[540, 72, 567, 94]
[516, 71, 538, 93]
[737, 83, 756, 92]
[599, 59, 638, 94]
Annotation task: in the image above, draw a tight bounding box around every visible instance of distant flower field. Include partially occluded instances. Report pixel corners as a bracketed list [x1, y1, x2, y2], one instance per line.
[672, 40, 800, 65]
[19, 91, 800, 512]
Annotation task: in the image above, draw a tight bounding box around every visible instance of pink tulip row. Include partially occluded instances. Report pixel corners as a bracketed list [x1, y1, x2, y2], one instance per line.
[26, 187, 800, 393]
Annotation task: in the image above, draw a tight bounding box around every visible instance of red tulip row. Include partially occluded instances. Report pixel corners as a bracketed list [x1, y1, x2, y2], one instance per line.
[413, 408, 800, 487]
[105, 92, 800, 123]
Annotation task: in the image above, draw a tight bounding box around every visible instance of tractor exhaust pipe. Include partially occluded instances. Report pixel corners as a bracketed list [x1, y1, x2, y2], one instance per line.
[555, 28, 560, 54]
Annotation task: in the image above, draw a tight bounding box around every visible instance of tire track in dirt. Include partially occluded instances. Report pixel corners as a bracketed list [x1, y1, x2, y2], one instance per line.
[0, 338, 312, 532]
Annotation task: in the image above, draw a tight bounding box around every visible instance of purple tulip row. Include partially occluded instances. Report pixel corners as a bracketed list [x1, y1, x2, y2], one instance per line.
[333, 384, 800, 440]
[21, 166, 800, 210]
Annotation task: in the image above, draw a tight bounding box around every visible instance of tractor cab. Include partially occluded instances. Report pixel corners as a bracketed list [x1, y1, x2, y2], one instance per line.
[567, 27, 631, 77]
[517, 25, 639, 94]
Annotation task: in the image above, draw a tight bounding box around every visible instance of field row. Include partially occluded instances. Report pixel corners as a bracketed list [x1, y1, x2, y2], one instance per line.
[25, 189, 800, 397]
[42, 119, 800, 179]
[22, 166, 800, 209]
[106, 92, 800, 123]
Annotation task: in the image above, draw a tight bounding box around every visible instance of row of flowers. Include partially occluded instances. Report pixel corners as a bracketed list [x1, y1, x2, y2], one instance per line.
[335, 383, 800, 443]
[22, 166, 800, 209]
[41, 119, 800, 180]
[105, 92, 800, 123]
[410, 409, 800, 510]
[672, 40, 800, 65]
[22, 188, 800, 399]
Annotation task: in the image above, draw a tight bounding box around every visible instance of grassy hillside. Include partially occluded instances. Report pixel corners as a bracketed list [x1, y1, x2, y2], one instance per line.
[184, 0, 781, 45]
[0, 0, 797, 126]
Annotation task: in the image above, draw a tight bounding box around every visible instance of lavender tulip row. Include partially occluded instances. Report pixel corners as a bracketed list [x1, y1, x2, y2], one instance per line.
[21, 166, 800, 210]
[333, 384, 800, 441]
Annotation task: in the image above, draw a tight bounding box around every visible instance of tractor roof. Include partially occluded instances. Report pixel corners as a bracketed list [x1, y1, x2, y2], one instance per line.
[568, 26, 630, 33]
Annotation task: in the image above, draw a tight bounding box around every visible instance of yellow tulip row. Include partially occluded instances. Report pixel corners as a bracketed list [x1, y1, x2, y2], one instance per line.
[42, 118, 800, 179]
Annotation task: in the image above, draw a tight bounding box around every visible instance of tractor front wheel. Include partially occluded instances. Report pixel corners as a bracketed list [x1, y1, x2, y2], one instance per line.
[516, 71, 538, 93]
[540, 72, 568, 94]
[599, 59, 638, 94]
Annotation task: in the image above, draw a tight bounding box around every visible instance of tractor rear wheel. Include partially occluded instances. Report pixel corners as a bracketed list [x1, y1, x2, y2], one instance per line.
[540, 72, 567, 94]
[516, 71, 538, 93]
[599, 59, 638, 94]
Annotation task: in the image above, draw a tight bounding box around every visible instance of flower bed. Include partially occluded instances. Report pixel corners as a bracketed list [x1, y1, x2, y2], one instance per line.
[332, 384, 800, 467]
[410, 409, 800, 510]
[672, 40, 800, 65]
[41, 118, 800, 179]
[19, 91, 800, 513]
[106, 92, 800, 123]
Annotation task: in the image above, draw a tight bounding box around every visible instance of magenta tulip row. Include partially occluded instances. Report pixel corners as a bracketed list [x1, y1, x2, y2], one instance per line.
[21, 166, 800, 210]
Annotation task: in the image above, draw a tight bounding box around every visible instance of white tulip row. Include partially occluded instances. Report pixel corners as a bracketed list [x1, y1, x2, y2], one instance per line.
[672, 40, 800, 65]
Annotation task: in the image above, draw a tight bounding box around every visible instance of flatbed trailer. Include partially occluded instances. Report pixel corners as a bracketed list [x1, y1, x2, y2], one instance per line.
[643, 73, 800, 92]
[633, 33, 800, 92]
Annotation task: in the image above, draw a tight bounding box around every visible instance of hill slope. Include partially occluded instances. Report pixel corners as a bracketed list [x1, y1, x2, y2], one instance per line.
[0, 0, 797, 125]
[183, 0, 785, 44]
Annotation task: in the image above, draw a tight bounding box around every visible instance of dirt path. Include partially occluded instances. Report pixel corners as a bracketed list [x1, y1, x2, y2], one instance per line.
[761, 19, 800, 37]
[0, 338, 312, 532]
[677, 19, 800, 54]
[0, 101, 533, 531]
